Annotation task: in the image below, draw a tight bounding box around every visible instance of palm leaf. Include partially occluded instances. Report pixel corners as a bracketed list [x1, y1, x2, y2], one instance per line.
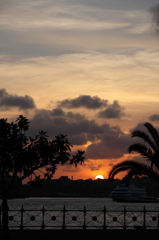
[144, 122, 159, 148]
[109, 160, 159, 181]
[151, 150, 159, 169]
[128, 143, 153, 160]
[108, 122, 159, 183]
[131, 130, 157, 152]
[109, 160, 142, 179]
[109, 165, 133, 179]
[124, 168, 159, 185]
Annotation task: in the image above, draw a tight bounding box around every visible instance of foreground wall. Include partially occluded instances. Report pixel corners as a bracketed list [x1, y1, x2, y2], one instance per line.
[0, 229, 159, 240]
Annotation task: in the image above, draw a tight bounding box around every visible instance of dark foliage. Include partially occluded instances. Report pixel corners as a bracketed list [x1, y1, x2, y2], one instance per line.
[109, 122, 159, 183]
[0, 115, 85, 230]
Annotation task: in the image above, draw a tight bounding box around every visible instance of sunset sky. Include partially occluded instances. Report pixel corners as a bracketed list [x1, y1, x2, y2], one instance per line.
[0, 0, 159, 181]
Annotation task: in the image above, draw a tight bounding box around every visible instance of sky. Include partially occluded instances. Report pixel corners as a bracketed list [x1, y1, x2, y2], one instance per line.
[0, 0, 159, 181]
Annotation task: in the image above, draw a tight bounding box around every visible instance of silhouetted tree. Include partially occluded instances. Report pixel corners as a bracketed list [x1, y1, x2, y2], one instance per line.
[0, 115, 85, 231]
[109, 122, 159, 183]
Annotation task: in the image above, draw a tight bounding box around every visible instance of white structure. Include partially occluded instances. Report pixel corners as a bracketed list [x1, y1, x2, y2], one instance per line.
[110, 184, 147, 201]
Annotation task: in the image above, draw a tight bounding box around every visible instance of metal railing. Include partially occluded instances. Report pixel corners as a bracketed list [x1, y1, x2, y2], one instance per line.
[0, 206, 159, 230]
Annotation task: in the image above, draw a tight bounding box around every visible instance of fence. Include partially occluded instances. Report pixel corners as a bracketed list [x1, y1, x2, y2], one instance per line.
[0, 205, 159, 230]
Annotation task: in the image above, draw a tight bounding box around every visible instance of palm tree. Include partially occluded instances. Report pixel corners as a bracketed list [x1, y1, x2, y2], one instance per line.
[109, 122, 159, 183]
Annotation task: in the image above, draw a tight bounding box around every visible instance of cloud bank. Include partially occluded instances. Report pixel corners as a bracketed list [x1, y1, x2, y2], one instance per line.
[58, 95, 108, 109]
[58, 96, 128, 119]
[0, 89, 157, 162]
[149, 114, 159, 122]
[28, 106, 133, 160]
[98, 100, 127, 119]
[0, 89, 36, 110]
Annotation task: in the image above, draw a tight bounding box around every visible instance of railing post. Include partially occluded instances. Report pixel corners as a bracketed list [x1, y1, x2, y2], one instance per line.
[103, 205, 106, 229]
[63, 205, 66, 229]
[83, 206, 86, 229]
[20, 205, 24, 230]
[143, 206, 146, 229]
[42, 205, 45, 230]
[123, 206, 126, 229]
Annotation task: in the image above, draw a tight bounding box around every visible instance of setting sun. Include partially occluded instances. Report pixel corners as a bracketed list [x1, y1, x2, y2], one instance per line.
[95, 175, 104, 180]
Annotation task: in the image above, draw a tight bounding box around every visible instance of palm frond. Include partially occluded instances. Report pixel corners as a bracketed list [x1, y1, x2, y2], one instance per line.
[109, 160, 143, 179]
[109, 160, 159, 181]
[109, 165, 133, 179]
[144, 122, 159, 148]
[131, 130, 157, 152]
[128, 143, 153, 160]
[109, 122, 159, 183]
[124, 169, 139, 184]
[151, 150, 159, 169]
[124, 168, 159, 185]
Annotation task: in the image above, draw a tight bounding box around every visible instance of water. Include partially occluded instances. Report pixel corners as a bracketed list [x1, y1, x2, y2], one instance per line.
[1, 197, 159, 229]
[2, 197, 159, 210]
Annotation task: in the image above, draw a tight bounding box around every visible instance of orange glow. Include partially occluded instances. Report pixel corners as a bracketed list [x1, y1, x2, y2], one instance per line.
[22, 153, 140, 184]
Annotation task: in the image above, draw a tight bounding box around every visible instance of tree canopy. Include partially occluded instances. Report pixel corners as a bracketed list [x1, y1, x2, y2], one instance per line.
[0, 115, 85, 230]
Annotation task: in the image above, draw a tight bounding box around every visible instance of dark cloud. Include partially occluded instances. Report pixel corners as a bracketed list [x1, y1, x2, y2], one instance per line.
[29, 108, 103, 145]
[66, 112, 86, 121]
[85, 130, 133, 159]
[0, 89, 36, 110]
[87, 164, 103, 171]
[51, 108, 65, 117]
[0, 89, 134, 160]
[28, 108, 133, 159]
[51, 108, 86, 121]
[57, 95, 108, 109]
[98, 100, 126, 119]
[149, 114, 159, 122]
[149, 3, 159, 35]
